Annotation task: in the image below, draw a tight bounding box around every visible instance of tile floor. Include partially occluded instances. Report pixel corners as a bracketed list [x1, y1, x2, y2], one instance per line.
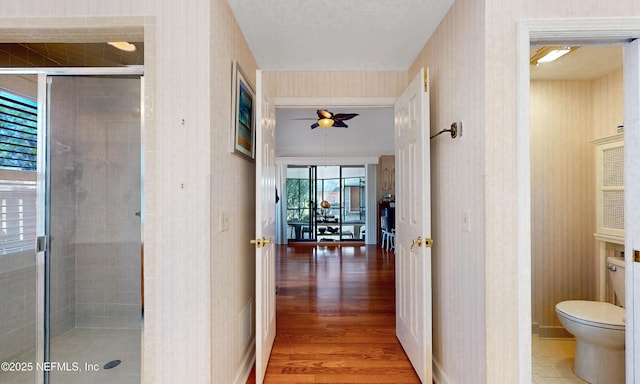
[0, 328, 140, 384]
[532, 335, 587, 384]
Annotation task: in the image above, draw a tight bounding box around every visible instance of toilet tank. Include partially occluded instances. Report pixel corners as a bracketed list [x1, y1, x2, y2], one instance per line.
[607, 256, 625, 307]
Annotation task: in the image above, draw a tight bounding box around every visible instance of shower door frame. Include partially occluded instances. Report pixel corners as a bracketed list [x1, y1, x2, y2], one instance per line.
[0, 66, 144, 384]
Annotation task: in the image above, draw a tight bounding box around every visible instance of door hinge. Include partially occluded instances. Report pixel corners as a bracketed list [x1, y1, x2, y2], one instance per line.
[423, 68, 429, 93]
[36, 235, 50, 252]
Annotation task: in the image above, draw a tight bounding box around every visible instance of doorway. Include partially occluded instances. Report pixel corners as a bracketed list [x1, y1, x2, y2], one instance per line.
[0, 70, 143, 384]
[285, 165, 366, 243]
[517, 19, 640, 383]
[529, 44, 624, 382]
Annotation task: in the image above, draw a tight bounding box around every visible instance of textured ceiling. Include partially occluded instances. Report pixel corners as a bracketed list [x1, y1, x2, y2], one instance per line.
[227, 0, 455, 71]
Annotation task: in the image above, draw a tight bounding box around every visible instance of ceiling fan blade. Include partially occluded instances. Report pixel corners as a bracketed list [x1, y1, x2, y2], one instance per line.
[332, 120, 348, 128]
[317, 109, 333, 119]
[310, 122, 320, 129]
[333, 113, 359, 121]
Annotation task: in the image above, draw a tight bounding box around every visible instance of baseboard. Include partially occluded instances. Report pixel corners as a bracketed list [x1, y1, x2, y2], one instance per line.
[538, 325, 573, 339]
[433, 358, 450, 384]
[531, 322, 540, 335]
[233, 340, 256, 384]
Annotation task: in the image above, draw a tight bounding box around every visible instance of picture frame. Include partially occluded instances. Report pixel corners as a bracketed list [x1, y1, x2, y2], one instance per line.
[230, 60, 256, 160]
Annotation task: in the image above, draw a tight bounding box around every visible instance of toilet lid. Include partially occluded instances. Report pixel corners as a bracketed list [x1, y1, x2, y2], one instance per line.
[556, 300, 625, 330]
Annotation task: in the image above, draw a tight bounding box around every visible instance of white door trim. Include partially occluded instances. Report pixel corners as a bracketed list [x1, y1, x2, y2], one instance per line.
[624, 38, 640, 384]
[516, 18, 640, 384]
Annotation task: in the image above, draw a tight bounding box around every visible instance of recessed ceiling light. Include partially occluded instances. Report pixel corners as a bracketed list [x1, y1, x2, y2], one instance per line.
[530, 46, 579, 65]
[536, 48, 571, 63]
[107, 42, 137, 52]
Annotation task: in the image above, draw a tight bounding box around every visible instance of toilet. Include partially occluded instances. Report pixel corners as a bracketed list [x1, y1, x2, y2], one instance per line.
[555, 256, 626, 384]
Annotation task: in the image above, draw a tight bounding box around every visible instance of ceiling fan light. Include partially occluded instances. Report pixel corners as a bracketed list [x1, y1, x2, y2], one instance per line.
[318, 118, 334, 128]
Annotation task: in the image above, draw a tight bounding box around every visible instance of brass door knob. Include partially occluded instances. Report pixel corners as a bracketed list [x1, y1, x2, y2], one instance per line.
[410, 237, 422, 252]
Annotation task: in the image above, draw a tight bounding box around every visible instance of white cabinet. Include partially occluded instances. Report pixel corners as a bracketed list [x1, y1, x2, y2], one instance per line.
[591, 133, 624, 301]
[592, 133, 624, 243]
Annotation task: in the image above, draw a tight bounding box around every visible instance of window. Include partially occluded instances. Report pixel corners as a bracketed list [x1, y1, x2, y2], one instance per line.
[0, 89, 37, 254]
[285, 165, 366, 242]
[0, 90, 38, 171]
[286, 178, 311, 221]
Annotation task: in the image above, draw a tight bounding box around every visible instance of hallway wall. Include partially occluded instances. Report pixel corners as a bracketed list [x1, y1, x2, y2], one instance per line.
[484, 2, 639, 382]
[264, 71, 407, 99]
[409, 1, 638, 383]
[408, 0, 486, 382]
[210, 0, 259, 382]
[0, 4, 213, 383]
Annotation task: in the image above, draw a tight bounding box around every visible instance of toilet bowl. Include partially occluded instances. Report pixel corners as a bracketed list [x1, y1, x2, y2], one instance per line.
[555, 257, 626, 384]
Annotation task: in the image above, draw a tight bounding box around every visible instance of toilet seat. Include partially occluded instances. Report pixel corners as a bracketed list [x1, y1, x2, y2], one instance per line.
[556, 300, 625, 331]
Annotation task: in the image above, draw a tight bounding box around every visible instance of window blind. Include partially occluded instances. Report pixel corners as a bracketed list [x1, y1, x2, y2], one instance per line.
[0, 90, 38, 171]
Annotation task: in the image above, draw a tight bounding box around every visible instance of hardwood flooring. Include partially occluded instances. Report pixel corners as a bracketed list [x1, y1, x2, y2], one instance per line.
[247, 244, 421, 384]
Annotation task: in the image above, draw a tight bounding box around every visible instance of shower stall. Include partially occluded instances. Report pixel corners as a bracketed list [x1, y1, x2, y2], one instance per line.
[0, 69, 143, 384]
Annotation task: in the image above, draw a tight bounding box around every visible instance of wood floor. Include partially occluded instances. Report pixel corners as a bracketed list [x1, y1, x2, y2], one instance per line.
[247, 244, 422, 384]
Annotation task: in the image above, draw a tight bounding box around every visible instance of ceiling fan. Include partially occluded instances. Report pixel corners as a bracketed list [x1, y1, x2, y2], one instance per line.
[295, 109, 359, 129]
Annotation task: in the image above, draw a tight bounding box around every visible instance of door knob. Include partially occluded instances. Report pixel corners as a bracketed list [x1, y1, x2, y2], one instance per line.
[250, 238, 263, 248]
[410, 237, 422, 252]
[410, 236, 433, 251]
[250, 237, 273, 248]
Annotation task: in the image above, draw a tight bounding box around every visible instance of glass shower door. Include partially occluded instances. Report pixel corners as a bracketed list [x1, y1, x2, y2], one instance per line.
[46, 75, 142, 384]
[0, 74, 39, 384]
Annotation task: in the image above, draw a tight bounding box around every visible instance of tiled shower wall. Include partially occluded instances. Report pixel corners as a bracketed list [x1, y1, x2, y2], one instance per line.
[0, 250, 36, 362]
[49, 77, 79, 339]
[71, 76, 141, 329]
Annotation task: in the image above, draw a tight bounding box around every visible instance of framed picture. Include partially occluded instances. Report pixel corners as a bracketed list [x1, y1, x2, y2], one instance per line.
[231, 60, 256, 160]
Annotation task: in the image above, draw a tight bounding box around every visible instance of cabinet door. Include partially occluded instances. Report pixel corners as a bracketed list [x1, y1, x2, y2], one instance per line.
[594, 135, 624, 240]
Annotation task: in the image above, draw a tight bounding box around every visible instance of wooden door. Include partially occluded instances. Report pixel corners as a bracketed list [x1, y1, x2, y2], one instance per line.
[394, 67, 433, 383]
[254, 70, 277, 384]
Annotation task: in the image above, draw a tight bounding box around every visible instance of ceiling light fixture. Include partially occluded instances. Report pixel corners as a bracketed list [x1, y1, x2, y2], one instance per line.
[530, 46, 578, 65]
[537, 48, 571, 63]
[318, 118, 334, 128]
[107, 42, 137, 52]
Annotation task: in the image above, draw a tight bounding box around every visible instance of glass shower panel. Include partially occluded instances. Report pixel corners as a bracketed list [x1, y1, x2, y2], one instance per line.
[47, 75, 141, 383]
[0, 74, 39, 384]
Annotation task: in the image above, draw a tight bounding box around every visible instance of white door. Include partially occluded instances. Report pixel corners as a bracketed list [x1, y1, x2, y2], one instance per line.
[394, 67, 432, 383]
[254, 70, 277, 384]
[624, 38, 640, 384]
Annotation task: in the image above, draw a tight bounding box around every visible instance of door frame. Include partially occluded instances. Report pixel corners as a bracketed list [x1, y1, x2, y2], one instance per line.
[273, 97, 393, 247]
[516, 18, 640, 383]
